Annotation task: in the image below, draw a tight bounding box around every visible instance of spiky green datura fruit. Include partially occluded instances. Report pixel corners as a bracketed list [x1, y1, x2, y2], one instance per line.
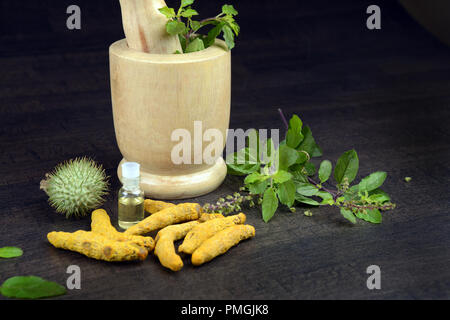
[40, 158, 109, 219]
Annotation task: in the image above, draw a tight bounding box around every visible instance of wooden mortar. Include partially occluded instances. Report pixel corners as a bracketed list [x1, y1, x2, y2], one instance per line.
[110, 39, 231, 199]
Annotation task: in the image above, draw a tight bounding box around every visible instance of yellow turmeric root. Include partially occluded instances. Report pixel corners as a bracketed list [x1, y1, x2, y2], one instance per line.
[154, 221, 200, 271]
[179, 213, 246, 254]
[91, 209, 155, 251]
[47, 230, 148, 262]
[144, 199, 176, 214]
[198, 213, 225, 222]
[191, 225, 255, 266]
[125, 203, 202, 236]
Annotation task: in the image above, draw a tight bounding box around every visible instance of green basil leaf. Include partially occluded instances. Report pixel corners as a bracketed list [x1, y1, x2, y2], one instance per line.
[272, 170, 292, 184]
[226, 147, 260, 175]
[356, 209, 382, 224]
[334, 149, 359, 184]
[295, 194, 320, 206]
[296, 151, 309, 165]
[343, 186, 359, 201]
[316, 191, 334, 204]
[278, 145, 299, 170]
[262, 188, 278, 223]
[358, 171, 387, 192]
[368, 188, 391, 203]
[318, 160, 332, 183]
[178, 34, 187, 52]
[244, 171, 267, 184]
[166, 20, 186, 36]
[185, 37, 205, 53]
[296, 183, 319, 197]
[0, 276, 66, 299]
[229, 21, 240, 35]
[181, 8, 199, 18]
[276, 180, 296, 207]
[297, 125, 322, 157]
[205, 23, 223, 48]
[222, 4, 238, 15]
[304, 162, 316, 176]
[0, 247, 23, 258]
[190, 20, 202, 32]
[181, 0, 195, 8]
[227, 163, 260, 176]
[159, 6, 176, 19]
[286, 115, 304, 149]
[291, 170, 308, 184]
[340, 208, 356, 224]
[248, 179, 269, 195]
[222, 25, 235, 50]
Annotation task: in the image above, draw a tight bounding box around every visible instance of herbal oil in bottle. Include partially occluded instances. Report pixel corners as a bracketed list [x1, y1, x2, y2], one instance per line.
[118, 162, 144, 230]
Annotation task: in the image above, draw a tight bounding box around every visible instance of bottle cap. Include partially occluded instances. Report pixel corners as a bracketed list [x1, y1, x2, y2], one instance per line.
[122, 162, 140, 179]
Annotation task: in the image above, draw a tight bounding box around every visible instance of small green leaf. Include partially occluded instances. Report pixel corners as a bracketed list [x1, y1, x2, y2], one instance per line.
[356, 209, 382, 224]
[222, 25, 235, 50]
[181, 8, 199, 18]
[340, 208, 356, 224]
[159, 6, 176, 19]
[190, 20, 202, 32]
[316, 191, 334, 204]
[244, 171, 267, 185]
[304, 162, 316, 176]
[368, 188, 391, 203]
[205, 22, 224, 47]
[318, 160, 332, 183]
[276, 180, 296, 207]
[166, 20, 186, 36]
[0, 247, 23, 258]
[296, 183, 319, 197]
[334, 149, 359, 184]
[226, 147, 260, 176]
[295, 151, 309, 165]
[0, 276, 66, 299]
[181, 0, 195, 8]
[248, 180, 268, 195]
[178, 34, 187, 52]
[222, 4, 238, 15]
[286, 115, 304, 149]
[297, 125, 322, 157]
[262, 188, 278, 223]
[358, 171, 387, 192]
[229, 21, 240, 35]
[278, 145, 299, 170]
[272, 170, 292, 184]
[185, 37, 205, 53]
[295, 194, 320, 206]
[291, 170, 308, 184]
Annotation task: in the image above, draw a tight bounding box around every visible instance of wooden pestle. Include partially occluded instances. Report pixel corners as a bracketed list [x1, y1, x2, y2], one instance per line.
[119, 0, 182, 54]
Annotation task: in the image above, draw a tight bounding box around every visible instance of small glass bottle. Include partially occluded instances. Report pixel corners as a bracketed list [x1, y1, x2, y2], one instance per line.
[118, 162, 145, 230]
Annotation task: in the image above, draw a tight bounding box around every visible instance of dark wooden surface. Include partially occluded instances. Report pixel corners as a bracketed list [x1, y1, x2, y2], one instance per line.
[0, 0, 449, 300]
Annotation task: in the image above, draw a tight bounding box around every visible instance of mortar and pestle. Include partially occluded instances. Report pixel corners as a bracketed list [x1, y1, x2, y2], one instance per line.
[110, 0, 231, 199]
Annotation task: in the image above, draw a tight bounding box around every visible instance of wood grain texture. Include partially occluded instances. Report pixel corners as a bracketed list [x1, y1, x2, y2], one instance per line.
[0, 0, 449, 300]
[118, 0, 182, 54]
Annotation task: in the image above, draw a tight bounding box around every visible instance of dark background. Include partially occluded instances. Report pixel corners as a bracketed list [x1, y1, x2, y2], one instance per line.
[0, 0, 449, 300]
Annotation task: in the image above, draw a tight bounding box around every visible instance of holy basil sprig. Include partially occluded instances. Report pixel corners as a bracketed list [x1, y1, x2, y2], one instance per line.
[159, 0, 239, 53]
[204, 111, 395, 224]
